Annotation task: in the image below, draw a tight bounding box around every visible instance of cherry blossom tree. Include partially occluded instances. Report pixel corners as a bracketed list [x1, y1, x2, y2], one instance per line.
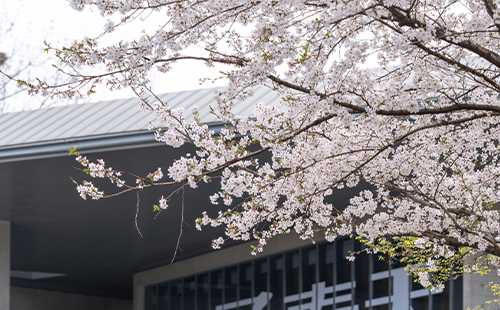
[13, 0, 500, 290]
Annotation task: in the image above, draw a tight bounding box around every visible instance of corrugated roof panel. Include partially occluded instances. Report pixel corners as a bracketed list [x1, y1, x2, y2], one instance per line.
[0, 86, 281, 148]
[0, 109, 33, 131]
[94, 99, 136, 132]
[59, 100, 129, 138]
[225, 86, 280, 119]
[94, 101, 151, 134]
[134, 109, 157, 128]
[0, 109, 38, 141]
[0, 107, 56, 146]
[197, 86, 276, 122]
[160, 89, 202, 110]
[186, 88, 223, 123]
[111, 107, 155, 133]
[145, 87, 226, 124]
[155, 89, 189, 106]
[168, 89, 212, 112]
[27, 102, 98, 143]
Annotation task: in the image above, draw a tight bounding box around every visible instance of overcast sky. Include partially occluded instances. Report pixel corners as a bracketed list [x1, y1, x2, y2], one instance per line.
[1, 0, 226, 112]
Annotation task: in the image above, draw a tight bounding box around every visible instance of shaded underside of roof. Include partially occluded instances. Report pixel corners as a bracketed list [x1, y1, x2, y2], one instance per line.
[0, 86, 281, 149]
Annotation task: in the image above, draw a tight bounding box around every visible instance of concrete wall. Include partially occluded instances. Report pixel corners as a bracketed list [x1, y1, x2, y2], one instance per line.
[11, 286, 132, 310]
[463, 273, 500, 309]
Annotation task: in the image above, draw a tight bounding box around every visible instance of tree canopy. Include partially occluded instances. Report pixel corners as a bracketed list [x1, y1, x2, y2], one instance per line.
[14, 0, 500, 290]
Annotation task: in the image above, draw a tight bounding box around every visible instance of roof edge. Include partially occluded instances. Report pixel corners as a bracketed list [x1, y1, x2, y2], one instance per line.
[0, 123, 226, 163]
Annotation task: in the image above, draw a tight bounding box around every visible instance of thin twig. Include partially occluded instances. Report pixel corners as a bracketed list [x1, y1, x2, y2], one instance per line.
[136, 191, 143, 238]
[171, 182, 185, 263]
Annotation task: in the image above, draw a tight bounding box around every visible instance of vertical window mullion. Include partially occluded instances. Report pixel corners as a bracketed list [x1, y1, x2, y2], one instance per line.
[369, 254, 373, 310]
[315, 243, 319, 310]
[237, 264, 240, 310]
[428, 286, 433, 310]
[409, 273, 412, 310]
[388, 260, 392, 310]
[208, 273, 212, 310]
[333, 240, 337, 310]
[156, 285, 159, 310]
[449, 272, 454, 310]
[283, 252, 287, 299]
[282, 253, 286, 310]
[181, 279, 185, 310]
[251, 260, 254, 308]
[267, 256, 271, 310]
[299, 247, 303, 310]
[351, 238, 355, 310]
[194, 276, 197, 310]
[222, 268, 226, 310]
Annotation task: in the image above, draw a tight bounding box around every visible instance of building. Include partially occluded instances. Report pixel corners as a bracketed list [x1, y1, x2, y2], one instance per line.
[0, 87, 496, 310]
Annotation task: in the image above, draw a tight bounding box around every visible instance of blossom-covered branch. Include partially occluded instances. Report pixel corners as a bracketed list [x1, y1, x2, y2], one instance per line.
[19, 0, 500, 290]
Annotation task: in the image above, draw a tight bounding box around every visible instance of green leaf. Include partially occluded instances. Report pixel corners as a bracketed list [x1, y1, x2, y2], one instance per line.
[68, 145, 79, 156]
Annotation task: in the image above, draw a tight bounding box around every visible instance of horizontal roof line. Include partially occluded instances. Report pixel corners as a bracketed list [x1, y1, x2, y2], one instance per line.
[0, 86, 280, 153]
[0, 123, 226, 163]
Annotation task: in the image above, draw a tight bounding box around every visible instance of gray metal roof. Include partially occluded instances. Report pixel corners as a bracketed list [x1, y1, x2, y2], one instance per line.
[0, 86, 281, 150]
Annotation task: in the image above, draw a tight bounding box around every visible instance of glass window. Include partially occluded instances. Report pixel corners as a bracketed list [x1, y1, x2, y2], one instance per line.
[370, 252, 390, 309]
[372, 277, 390, 300]
[411, 278, 429, 310]
[452, 276, 462, 310]
[335, 239, 353, 309]
[145, 285, 157, 310]
[254, 258, 268, 309]
[184, 277, 196, 309]
[285, 250, 300, 296]
[239, 262, 253, 310]
[372, 254, 389, 273]
[197, 273, 210, 310]
[170, 280, 183, 310]
[302, 246, 316, 293]
[354, 249, 370, 310]
[411, 277, 425, 291]
[411, 296, 429, 310]
[285, 250, 301, 309]
[211, 270, 224, 310]
[270, 254, 284, 310]
[318, 244, 335, 310]
[371, 279, 390, 310]
[158, 282, 169, 310]
[319, 243, 334, 287]
[432, 283, 449, 310]
[336, 238, 352, 284]
[225, 266, 238, 306]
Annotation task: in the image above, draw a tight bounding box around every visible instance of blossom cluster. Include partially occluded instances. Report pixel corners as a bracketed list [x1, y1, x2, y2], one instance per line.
[75, 156, 125, 188]
[76, 181, 103, 200]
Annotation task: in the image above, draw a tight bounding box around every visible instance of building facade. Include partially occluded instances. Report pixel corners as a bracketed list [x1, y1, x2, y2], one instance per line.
[139, 235, 463, 310]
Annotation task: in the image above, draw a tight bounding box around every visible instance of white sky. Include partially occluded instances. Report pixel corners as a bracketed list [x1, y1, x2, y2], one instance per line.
[1, 0, 227, 112]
